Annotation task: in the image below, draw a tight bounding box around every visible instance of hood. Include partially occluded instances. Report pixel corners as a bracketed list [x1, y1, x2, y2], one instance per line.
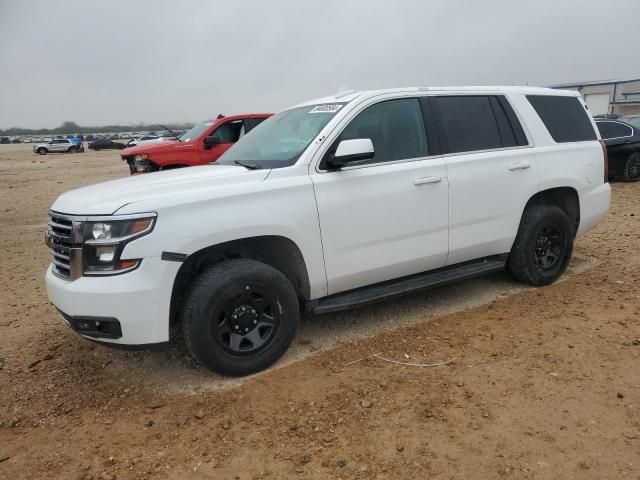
[51, 165, 270, 215]
[121, 140, 183, 156]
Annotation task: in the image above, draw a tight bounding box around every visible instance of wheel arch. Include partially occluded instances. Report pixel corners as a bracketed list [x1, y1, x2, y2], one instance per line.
[169, 235, 311, 327]
[522, 186, 580, 235]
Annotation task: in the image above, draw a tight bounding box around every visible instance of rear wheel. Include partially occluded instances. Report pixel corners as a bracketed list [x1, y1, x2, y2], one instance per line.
[37, 148, 47, 155]
[68, 146, 79, 153]
[182, 259, 299, 376]
[622, 152, 640, 182]
[508, 205, 574, 286]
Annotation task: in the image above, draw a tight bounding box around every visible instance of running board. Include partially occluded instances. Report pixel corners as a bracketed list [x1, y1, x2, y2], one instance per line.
[311, 254, 508, 314]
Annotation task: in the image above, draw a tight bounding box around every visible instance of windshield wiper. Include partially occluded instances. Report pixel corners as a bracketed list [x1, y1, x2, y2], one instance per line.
[234, 160, 261, 170]
[155, 123, 182, 142]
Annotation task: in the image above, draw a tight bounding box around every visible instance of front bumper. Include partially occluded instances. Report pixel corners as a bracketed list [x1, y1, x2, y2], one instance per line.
[45, 257, 181, 345]
[123, 156, 158, 174]
[57, 310, 122, 339]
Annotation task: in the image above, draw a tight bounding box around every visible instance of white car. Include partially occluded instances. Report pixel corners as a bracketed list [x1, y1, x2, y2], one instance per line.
[33, 139, 83, 155]
[127, 135, 177, 147]
[45, 86, 610, 376]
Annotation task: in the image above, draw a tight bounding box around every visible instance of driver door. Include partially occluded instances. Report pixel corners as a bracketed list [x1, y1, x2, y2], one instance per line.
[311, 97, 449, 295]
[200, 119, 246, 164]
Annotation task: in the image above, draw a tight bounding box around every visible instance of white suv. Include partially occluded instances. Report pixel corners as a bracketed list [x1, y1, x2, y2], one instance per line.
[45, 86, 610, 376]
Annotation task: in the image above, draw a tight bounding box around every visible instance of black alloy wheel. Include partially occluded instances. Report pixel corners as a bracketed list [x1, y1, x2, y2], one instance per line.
[532, 224, 564, 271]
[212, 284, 281, 356]
[507, 204, 574, 286]
[182, 259, 299, 376]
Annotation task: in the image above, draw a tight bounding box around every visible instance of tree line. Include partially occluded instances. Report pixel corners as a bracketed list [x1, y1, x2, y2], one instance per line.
[0, 120, 195, 136]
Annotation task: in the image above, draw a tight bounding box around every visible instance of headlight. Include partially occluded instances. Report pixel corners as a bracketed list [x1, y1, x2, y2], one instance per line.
[82, 215, 155, 275]
[92, 222, 112, 240]
[133, 154, 150, 173]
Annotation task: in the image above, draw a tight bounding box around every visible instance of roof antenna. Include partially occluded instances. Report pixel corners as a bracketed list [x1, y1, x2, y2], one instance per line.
[335, 85, 356, 99]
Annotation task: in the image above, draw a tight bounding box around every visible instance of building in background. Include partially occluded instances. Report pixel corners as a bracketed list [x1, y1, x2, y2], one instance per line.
[550, 78, 640, 117]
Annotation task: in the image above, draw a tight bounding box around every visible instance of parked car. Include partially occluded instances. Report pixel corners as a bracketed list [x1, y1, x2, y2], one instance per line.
[127, 135, 160, 147]
[619, 115, 640, 128]
[120, 113, 272, 175]
[120, 114, 271, 173]
[88, 139, 126, 151]
[33, 139, 83, 155]
[45, 86, 610, 376]
[595, 119, 640, 181]
[0, 137, 10, 144]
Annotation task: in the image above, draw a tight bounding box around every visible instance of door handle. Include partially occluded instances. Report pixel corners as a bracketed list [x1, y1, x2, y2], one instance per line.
[508, 161, 531, 171]
[414, 176, 442, 186]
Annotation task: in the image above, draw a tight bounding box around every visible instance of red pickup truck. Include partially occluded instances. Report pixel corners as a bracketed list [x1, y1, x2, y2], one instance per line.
[121, 113, 272, 174]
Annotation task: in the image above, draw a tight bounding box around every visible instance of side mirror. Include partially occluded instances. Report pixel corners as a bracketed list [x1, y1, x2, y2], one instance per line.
[203, 135, 222, 150]
[325, 138, 375, 170]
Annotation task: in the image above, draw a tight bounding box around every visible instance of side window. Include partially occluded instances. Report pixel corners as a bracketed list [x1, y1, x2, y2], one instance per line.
[245, 117, 267, 132]
[597, 121, 633, 139]
[526, 95, 597, 143]
[431, 95, 504, 154]
[491, 96, 528, 147]
[337, 98, 428, 165]
[214, 120, 245, 143]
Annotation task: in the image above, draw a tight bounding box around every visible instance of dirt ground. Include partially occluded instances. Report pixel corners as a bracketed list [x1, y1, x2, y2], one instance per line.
[0, 144, 638, 480]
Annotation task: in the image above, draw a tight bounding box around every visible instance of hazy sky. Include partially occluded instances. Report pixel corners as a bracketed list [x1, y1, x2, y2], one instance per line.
[1, 0, 639, 129]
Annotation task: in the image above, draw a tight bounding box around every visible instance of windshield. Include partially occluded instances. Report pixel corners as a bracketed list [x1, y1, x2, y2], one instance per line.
[179, 121, 214, 142]
[621, 116, 640, 128]
[217, 103, 345, 169]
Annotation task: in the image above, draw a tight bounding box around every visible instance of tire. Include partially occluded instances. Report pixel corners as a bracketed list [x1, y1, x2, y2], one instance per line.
[622, 152, 640, 182]
[68, 147, 78, 153]
[37, 148, 47, 155]
[507, 205, 574, 286]
[182, 259, 299, 376]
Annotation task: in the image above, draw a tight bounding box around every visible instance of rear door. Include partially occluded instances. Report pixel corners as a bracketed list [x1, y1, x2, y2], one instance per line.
[427, 94, 539, 265]
[51, 140, 67, 152]
[596, 120, 637, 176]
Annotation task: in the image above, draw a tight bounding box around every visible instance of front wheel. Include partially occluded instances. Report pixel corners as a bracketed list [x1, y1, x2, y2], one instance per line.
[622, 152, 640, 182]
[508, 205, 574, 286]
[182, 259, 299, 376]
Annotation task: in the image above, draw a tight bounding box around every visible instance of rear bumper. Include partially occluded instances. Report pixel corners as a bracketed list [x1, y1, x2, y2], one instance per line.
[576, 182, 611, 237]
[45, 257, 181, 345]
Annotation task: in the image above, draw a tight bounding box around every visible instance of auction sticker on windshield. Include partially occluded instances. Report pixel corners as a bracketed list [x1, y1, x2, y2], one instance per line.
[309, 104, 343, 114]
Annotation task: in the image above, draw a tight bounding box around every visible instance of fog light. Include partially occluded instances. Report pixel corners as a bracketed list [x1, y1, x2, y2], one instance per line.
[96, 246, 116, 262]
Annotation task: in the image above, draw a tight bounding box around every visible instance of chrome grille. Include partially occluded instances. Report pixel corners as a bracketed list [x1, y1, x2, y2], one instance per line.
[47, 212, 82, 279]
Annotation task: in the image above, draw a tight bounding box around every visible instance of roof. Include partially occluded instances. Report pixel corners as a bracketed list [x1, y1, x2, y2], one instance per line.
[293, 85, 576, 108]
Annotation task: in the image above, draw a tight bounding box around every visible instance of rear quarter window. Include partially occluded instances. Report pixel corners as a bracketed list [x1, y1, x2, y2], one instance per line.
[526, 95, 597, 143]
[597, 121, 633, 139]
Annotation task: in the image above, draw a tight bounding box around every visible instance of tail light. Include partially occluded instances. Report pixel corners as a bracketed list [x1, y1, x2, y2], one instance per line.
[599, 139, 609, 182]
